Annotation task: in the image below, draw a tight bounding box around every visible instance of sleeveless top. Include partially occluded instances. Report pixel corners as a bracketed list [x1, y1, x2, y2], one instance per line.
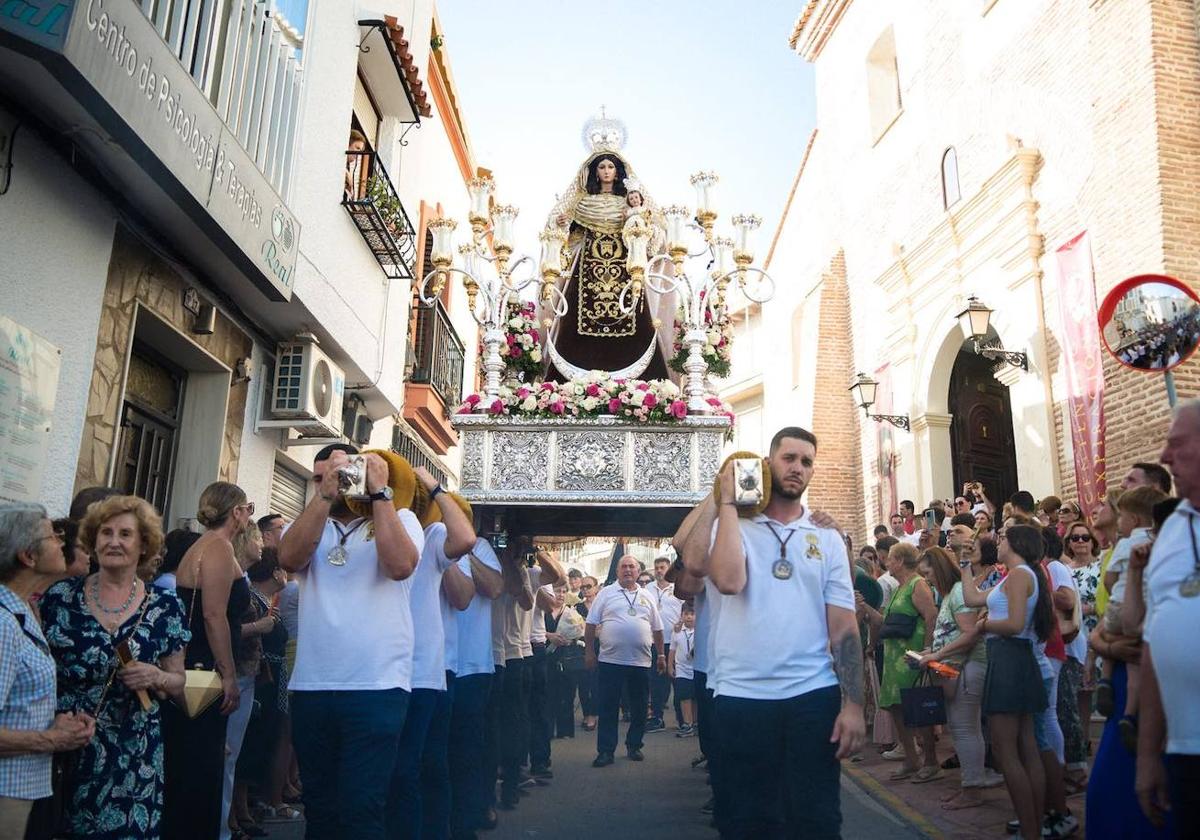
[986, 564, 1039, 643]
[177, 576, 251, 671]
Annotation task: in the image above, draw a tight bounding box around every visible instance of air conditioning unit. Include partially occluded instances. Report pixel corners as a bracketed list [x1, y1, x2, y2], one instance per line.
[266, 337, 346, 438]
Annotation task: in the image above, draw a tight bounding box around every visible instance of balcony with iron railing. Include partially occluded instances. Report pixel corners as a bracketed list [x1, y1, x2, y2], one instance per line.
[343, 149, 418, 280]
[403, 299, 465, 454]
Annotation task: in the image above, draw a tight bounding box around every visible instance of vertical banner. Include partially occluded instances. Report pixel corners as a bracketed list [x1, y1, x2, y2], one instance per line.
[0, 316, 62, 503]
[1055, 232, 1107, 513]
[873, 364, 898, 525]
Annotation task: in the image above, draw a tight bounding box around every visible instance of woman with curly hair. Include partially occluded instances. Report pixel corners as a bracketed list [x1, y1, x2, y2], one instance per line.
[39, 495, 190, 839]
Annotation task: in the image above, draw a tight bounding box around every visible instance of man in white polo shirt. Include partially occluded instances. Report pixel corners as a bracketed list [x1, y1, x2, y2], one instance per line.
[708, 426, 865, 838]
[648, 554, 684, 732]
[278, 444, 423, 840]
[385, 467, 476, 839]
[585, 555, 665, 767]
[448, 537, 504, 839]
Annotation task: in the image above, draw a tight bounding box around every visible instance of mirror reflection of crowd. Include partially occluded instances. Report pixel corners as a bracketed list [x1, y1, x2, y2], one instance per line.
[1116, 309, 1200, 369]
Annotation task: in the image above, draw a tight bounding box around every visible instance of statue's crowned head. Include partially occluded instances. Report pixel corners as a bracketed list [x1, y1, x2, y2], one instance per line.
[581, 109, 627, 153]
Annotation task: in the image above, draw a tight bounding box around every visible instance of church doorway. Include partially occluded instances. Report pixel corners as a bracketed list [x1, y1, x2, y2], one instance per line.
[948, 343, 1018, 509]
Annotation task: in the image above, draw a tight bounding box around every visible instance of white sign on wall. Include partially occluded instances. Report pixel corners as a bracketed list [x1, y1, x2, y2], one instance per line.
[0, 316, 62, 504]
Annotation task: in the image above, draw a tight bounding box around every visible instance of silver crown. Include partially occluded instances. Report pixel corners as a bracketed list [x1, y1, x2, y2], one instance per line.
[582, 108, 628, 153]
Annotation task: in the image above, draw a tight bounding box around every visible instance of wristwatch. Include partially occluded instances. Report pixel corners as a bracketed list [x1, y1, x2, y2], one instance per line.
[429, 484, 445, 502]
[369, 486, 394, 503]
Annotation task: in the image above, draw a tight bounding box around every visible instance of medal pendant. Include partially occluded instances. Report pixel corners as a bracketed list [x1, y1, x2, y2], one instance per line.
[328, 545, 348, 566]
[1180, 573, 1200, 598]
[772, 558, 793, 580]
[627, 607, 637, 616]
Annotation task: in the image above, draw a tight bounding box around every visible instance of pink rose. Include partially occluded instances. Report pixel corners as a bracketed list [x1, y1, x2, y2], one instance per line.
[608, 398, 621, 413]
[465, 394, 481, 406]
[517, 387, 531, 399]
[585, 383, 600, 397]
[643, 393, 657, 408]
[550, 401, 565, 415]
[670, 400, 688, 419]
[531, 329, 540, 342]
[541, 382, 556, 391]
[510, 346, 522, 358]
[456, 404, 474, 415]
[636, 382, 650, 391]
[488, 399, 505, 415]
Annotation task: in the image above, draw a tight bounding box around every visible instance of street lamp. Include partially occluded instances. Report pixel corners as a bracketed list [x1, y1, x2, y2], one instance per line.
[848, 373, 910, 431]
[954, 295, 1029, 371]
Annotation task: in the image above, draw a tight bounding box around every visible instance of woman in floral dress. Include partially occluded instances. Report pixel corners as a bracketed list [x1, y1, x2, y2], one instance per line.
[1063, 520, 1102, 790]
[40, 496, 189, 839]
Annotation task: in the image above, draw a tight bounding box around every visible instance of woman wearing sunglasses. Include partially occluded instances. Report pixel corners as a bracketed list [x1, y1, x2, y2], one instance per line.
[1062, 522, 1102, 792]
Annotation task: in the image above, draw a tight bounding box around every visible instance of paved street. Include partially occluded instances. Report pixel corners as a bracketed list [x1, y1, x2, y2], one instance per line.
[264, 726, 930, 839]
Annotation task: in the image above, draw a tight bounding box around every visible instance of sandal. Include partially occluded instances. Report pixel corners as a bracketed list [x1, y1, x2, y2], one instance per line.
[942, 795, 982, 810]
[911, 766, 945, 784]
[262, 805, 302, 821]
[889, 766, 917, 781]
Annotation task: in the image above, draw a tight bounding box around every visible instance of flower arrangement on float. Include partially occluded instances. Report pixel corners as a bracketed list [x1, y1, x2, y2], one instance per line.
[667, 292, 733, 378]
[456, 371, 735, 435]
[489, 301, 543, 381]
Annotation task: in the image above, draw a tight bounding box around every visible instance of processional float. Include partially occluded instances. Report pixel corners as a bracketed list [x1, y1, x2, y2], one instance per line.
[414, 113, 776, 536]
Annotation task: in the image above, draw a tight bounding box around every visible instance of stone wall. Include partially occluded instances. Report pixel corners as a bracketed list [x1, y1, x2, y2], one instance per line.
[73, 225, 253, 496]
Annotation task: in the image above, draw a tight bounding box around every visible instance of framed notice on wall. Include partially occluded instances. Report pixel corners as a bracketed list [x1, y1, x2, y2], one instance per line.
[0, 316, 62, 504]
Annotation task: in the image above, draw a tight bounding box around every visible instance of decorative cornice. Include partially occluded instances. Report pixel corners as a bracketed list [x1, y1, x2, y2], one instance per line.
[790, 0, 854, 61]
[451, 414, 732, 431]
[911, 411, 953, 433]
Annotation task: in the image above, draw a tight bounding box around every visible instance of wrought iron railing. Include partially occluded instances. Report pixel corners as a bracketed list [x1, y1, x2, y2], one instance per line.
[391, 422, 449, 487]
[343, 149, 417, 279]
[410, 300, 465, 412]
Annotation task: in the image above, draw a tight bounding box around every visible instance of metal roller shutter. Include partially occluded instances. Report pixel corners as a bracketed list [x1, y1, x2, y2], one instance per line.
[270, 460, 308, 522]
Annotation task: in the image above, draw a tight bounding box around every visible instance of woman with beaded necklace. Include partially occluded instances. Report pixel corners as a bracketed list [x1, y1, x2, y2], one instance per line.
[38, 495, 190, 839]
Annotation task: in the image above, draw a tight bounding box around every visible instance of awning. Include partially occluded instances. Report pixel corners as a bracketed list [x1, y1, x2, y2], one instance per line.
[356, 17, 432, 124]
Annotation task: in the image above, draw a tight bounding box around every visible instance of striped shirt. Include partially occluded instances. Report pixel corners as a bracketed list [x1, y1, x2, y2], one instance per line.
[0, 584, 57, 799]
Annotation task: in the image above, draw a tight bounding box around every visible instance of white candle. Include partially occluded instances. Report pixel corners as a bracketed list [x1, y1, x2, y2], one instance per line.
[663, 205, 690, 252]
[492, 205, 519, 251]
[430, 218, 457, 263]
[467, 177, 494, 220]
[690, 171, 718, 214]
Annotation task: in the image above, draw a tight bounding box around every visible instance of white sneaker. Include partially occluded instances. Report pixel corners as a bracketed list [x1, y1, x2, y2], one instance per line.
[881, 745, 908, 761]
[982, 769, 1006, 788]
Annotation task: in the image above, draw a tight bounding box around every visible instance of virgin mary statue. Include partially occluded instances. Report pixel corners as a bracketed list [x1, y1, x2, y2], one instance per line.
[542, 116, 674, 382]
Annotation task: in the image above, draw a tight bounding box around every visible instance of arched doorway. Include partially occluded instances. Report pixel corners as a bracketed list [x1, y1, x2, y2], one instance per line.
[948, 343, 1018, 508]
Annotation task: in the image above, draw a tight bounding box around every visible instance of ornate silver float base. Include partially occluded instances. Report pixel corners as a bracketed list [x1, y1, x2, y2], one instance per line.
[452, 414, 730, 506]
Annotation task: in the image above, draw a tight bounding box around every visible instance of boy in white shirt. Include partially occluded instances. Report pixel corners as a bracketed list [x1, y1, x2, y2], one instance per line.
[667, 601, 697, 737]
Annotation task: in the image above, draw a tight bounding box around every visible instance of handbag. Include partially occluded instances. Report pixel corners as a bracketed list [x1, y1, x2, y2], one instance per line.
[900, 671, 947, 728]
[879, 611, 918, 640]
[179, 552, 224, 719]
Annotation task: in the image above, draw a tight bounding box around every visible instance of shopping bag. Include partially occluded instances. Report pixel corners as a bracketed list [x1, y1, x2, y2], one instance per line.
[900, 674, 946, 728]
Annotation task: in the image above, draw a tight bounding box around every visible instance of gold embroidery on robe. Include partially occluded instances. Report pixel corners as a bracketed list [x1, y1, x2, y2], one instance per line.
[576, 227, 636, 336]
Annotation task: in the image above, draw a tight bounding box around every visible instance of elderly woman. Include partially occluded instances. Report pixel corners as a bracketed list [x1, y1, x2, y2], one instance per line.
[39, 495, 190, 839]
[0, 505, 95, 837]
[878, 542, 940, 782]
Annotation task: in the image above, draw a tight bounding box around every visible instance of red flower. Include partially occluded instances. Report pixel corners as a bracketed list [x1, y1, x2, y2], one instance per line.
[670, 400, 688, 419]
[585, 383, 601, 397]
[488, 399, 505, 415]
[456, 404, 474, 415]
[608, 398, 621, 413]
[541, 382, 556, 391]
[465, 394, 481, 406]
[549, 401, 565, 415]
[636, 382, 650, 391]
[517, 387, 531, 399]
[643, 393, 658, 408]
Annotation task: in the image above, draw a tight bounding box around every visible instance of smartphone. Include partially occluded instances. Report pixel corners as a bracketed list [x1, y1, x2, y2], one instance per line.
[924, 509, 937, 531]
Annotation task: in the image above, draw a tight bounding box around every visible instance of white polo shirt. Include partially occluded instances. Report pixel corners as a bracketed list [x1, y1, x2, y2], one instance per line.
[710, 511, 855, 700]
[409, 525, 449, 691]
[1144, 501, 1200, 754]
[692, 586, 710, 675]
[652, 582, 683, 637]
[671, 627, 695, 680]
[441, 554, 470, 676]
[456, 539, 501, 677]
[289, 509, 425, 692]
[586, 582, 663, 667]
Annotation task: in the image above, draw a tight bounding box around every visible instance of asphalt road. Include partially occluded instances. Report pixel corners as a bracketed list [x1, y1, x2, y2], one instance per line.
[265, 722, 930, 840]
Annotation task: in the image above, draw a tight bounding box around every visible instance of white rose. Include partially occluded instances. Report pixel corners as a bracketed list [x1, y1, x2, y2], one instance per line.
[521, 396, 537, 411]
[520, 333, 534, 348]
[581, 396, 599, 410]
[530, 348, 542, 362]
[509, 317, 523, 329]
[630, 390, 646, 406]
[707, 329, 721, 345]
[573, 384, 585, 396]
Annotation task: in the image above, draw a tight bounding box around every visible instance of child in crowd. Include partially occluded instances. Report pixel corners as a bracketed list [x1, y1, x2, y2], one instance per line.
[668, 602, 697, 737]
[1095, 484, 1167, 745]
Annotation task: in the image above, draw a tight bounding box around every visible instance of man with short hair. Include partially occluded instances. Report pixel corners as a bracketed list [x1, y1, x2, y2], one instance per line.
[257, 513, 286, 549]
[873, 524, 889, 541]
[889, 513, 906, 538]
[647, 555, 684, 732]
[703, 426, 865, 836]
[1121, 461, 1173, 495]
[899, 500, 916, 535]
[585, 555, 665, 767]
[567, 568, 582, 594]
[527, 546, 565, 782]
[953, 496, 972, 518]
[279, 444, 423, 840]
[1010, 490, 1037, 517]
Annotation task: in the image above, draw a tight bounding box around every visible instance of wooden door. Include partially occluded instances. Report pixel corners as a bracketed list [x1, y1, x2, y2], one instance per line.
[949, 348, 1018, 507]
